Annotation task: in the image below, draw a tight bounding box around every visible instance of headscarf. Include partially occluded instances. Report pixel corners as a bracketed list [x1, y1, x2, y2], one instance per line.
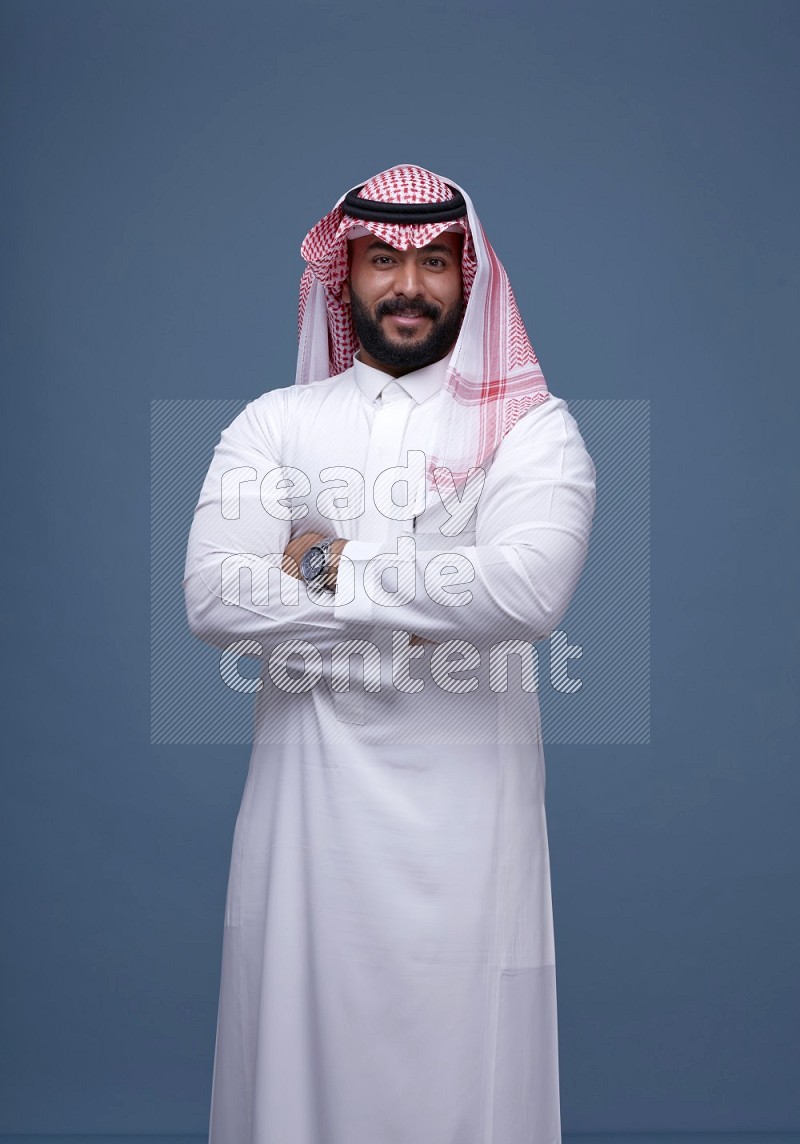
[297, 164, 550, 485]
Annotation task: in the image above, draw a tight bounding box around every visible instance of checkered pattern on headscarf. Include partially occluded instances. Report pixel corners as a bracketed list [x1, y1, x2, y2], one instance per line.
[296, 165, 550, 483]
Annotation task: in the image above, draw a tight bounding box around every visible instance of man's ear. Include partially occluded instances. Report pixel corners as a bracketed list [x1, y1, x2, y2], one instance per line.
[341, 279, 351, 305]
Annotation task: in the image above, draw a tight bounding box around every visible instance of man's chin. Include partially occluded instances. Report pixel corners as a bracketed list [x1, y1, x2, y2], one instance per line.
[388, 351, 439, 372]
[384, 329, 427, 345]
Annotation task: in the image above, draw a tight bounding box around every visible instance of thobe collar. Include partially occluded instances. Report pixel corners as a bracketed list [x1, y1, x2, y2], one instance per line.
[353, 350, 449, 406]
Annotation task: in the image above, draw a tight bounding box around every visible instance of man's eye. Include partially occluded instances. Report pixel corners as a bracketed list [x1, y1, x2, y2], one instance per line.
[373, 256, 394, 265]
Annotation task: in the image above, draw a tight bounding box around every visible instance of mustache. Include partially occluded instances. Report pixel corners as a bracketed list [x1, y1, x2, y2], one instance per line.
[376, 299, 441, 320]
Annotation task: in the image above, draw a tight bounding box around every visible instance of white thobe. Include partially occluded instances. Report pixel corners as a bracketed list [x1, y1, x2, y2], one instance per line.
[184, 351, 596, 1144]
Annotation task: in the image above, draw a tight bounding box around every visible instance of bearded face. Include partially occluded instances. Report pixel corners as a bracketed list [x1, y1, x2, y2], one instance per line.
[342, 233, 465, 375]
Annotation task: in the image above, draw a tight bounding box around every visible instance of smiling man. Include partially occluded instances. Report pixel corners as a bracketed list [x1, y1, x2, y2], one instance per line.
[344, 232, 465, 373]
[184, 165, 596, 1144]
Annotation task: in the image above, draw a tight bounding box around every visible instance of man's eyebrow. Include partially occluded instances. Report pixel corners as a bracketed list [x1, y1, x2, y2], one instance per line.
[420, 243, 457, 256]
[365, 240, 457, 256]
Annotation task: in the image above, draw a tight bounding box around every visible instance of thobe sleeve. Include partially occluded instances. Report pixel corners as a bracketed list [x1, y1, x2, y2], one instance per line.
[333, 397, 596, 645]
[183, 391, 371, 654]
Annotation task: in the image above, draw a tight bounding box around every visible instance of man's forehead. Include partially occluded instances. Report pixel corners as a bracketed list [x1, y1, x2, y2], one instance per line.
[349, 233, 463, 255]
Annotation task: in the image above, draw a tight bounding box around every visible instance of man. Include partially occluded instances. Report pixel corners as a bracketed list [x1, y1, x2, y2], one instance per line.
[184, 165, 596, 1143]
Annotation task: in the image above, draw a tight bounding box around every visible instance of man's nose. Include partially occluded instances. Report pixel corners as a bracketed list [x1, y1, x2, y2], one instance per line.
[392, 258, 424, 297]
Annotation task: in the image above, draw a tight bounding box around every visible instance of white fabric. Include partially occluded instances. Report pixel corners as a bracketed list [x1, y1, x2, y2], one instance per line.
[184, 357, 596, 1143]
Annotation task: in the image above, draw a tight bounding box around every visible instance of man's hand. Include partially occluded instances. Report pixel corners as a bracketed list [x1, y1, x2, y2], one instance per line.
[282, 532, 325, 578]
[284, 535, 434, 645]
[283, 533, 348, 591]
[408, 634, 436, 647]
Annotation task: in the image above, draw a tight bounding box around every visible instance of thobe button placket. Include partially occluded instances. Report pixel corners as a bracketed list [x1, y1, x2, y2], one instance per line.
[333, 377, 415, 727]
[361, 382, 415, 539]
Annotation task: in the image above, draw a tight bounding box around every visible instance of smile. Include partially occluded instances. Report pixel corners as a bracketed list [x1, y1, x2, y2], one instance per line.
[387, 314, 430, 328]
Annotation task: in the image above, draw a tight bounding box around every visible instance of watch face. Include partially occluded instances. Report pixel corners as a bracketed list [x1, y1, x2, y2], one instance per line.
[301, 545, 326, 582]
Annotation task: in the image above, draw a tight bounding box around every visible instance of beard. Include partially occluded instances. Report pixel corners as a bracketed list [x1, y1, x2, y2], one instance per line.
[348, 288, 465, 374]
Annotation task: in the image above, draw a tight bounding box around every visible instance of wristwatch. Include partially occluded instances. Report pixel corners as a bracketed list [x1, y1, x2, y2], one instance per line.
[299, 537, 339, 591]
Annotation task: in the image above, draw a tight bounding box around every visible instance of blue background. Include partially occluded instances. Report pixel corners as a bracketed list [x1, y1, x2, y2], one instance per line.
[2, 0, 798, 1135]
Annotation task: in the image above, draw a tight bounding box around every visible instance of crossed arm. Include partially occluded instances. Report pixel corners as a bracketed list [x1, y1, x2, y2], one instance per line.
[183, 391, 596, 654]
